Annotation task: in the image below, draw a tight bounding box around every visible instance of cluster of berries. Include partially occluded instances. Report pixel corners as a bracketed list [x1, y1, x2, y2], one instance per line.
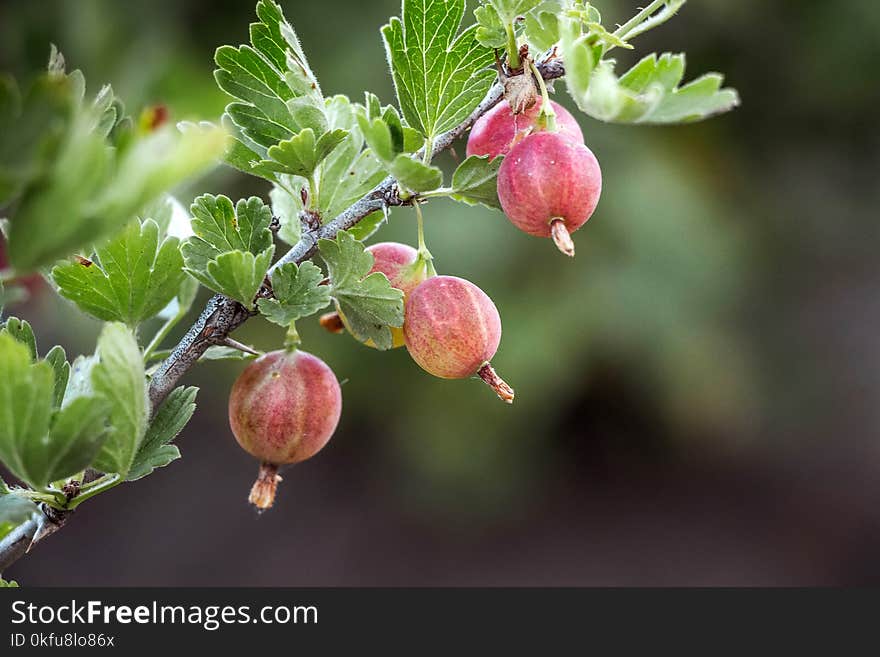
[469, 97, 602, 257]
[228, 92, 601, 510]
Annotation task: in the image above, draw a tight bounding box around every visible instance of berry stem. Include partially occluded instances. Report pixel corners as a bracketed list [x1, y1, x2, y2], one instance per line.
[531, 59, 557, 133]
[414, 203, 437, 277]
[505, 22, 521, 71]
[249, 462, 282, 511]
[550, 219, 575, 257]
[477, 363, 515, 404]
[284, 321, 301, 351]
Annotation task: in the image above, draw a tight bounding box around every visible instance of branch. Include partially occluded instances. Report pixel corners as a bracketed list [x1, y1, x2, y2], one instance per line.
[152, 58, 563, 405]
[0, 58, 565, 574]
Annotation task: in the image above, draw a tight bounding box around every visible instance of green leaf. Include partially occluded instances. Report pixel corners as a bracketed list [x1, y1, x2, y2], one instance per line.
[216, 0, 323, 157]
[357, 114, 395, 164]
[127, 386, 197, 481]
[523, 9, 559, 52]
[0, 327, 102, 489]
[615, 0, 686, 43]
[474, 4, 507, 49]
[0, 578, 19, 587]
[63, 354, 97, 405]
[267, 96, 389, 244]
[563, 47, 739, 124]
[6, 112, 224, 273]
[260, 128, 348, 178]
[389, 155, 443, 193]
[182, 195, 275, 304]
[254, 0, 322, 99]
[347, 211, 386, 242]
[0, 333, 54, 488]
[0, 495, 38, 542]
[139, 194, 176, 236]
[257, 261, 331, 326]
[0, 317, 37, 360]
[0, 72, 75, 207]
[450, 155, 504, 208]
[183, 194, 273, 263]
[44, 345, 70, 409]
[197, 247, 274, 307]
[93, 123, 226, 228]
[353, 97, 441, 192]
[318, 231, 404, 350]
[270, 183, 302, 246]
[221, 117, 278, 183]
[316, 96, 387, 221]
[382, 0, 496, 141]
[90, 323, 148, 477]
[559, 13, 599, 109]
[52, 219, 185, 326]
[44, 395, 111, 484]
[200, 346, 258, 361]
[476, 1, 546, 49]
[490, 0, 543, 22]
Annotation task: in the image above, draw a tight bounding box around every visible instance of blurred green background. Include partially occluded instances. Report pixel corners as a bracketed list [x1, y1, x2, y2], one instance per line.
[2, 0, 880, 585]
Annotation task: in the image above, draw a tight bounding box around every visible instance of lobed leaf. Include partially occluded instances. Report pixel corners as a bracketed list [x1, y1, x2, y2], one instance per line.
[184, 194, 273, 263]
[450, 155, 504, 209]
[317, 96, 388, 221]
[355, 95, 441, 193]
[127, 385, 197, 481]
[0, 317, 37, 361]
[474, 4, 507, 49]
[523, 9, 559, 52]
[43, 395, 111, 484]
[382, 0, 497, 142]
[560, 11, 739, 125]
[0, 334, 54, 488]
[52, 219, 186, 326]
[389, 155, 443, 193]
[197, 246, 275, 308]
[261, 128, 348, 179]
[217, 0, 325, 177]
[90, 323, 148, 477]
[318, 231, 404, 350]
[182, 195, 276, 305]
[257, 261, 331, 326]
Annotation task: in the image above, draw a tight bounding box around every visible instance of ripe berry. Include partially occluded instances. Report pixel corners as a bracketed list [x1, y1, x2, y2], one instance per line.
[404, 275, 514, 403]
[228, 348, 342, 510]
[497, 131, 602, 257]
[365, 242, 426, 297]
[330, 242, 428, 349]
[466, 98, 583, 161]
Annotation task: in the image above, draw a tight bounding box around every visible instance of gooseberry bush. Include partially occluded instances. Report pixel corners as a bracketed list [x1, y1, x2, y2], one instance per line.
[0, 0, 738, 580]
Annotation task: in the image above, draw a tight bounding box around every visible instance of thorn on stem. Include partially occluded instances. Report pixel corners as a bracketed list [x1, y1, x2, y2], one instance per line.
[218, 337, 261, 356]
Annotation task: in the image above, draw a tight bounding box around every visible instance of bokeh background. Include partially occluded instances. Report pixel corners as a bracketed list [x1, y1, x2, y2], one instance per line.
[2, 0, 879, 585]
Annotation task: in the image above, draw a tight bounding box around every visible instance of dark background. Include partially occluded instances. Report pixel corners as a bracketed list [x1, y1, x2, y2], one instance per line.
[1, 0, 879, 585]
